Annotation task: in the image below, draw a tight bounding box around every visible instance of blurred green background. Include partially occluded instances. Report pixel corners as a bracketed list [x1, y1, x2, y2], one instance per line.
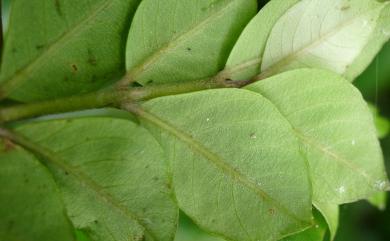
[2, 0, 390, 240]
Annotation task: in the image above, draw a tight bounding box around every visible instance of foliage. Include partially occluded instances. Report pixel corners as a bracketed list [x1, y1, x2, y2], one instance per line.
[0, 0, 389, 241]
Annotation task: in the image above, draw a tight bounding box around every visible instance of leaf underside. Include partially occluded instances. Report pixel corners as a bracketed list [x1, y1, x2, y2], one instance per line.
[260, 0, 390, 81]
[0, 141, 75, 241]
[125, 0, 257, 85]
[281, 209, 328, 241]
[140, 88, 312, 241]
[224, 0, 300, 81]
[247, 69, 389, 206]
[0, 1, 389, 241]
[13, 118, 178, 241]
[0, 0, 141, 101]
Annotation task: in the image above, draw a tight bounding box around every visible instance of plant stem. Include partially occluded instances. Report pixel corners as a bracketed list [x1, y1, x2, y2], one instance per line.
[0, 78, 246, 123]
[0, 90, 121, 123]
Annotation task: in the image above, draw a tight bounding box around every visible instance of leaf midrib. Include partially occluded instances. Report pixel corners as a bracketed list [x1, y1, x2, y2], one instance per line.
[0, 0, 114, 93]
[294, 129, 375, 187]
[7, 130, 159, 241]
[221, 57, 262, 79]
[136, 106, 310, 225]
[260, 3, 384, 77]
[127, 0, 238, 81]
[257, 90, 381, 190]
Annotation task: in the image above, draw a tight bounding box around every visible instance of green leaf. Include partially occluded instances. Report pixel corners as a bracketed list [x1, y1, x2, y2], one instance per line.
[367, 192, 387, 210]
[13, 118, 178, 241]
[0, 140, 75, 241]
[0, 0, 141, 102]
[281, 209, 328, 241]
[375, 114, 390, 139]
[314, 202, 339, 240]
[368, 104, 390, 139]
[246, 69, 390, 206]
[224, 0, 300, 81]
[174, 213, 224, 241]
[76, 230, 92, 241]
[125, 0, 257, 85]
[137, 88, 313, 241]
[260, 0, 390, 81]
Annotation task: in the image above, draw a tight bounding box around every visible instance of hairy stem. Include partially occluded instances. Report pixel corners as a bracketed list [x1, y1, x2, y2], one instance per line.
[0, 78, 247, 123]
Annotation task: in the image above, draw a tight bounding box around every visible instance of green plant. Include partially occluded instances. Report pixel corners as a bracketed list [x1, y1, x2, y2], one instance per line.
[0, 0, 389, 241]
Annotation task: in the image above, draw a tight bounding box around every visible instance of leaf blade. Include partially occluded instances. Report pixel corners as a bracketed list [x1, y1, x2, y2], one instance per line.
[281, 209, 330, 241]
[224, 0, 300, 81]
[13, 118, 178, 241]
[247, 69, 389, 205]
[137, 88, 313, 241]
[260, 0, 390, 81]
[0, 140, 76, 241]
[125, 0, 257, 85]
[0, 0, 140, 101]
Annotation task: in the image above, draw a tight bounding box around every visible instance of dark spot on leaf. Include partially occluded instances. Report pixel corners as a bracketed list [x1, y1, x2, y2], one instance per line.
[224, 78, 233, 83]
[166, 182, 172, 189]
[268, 208, 275, 215]
[340, 5, 350, 11]
[64, 171, 69, 176]
[132, 82, 143, 87]
[250, 133, 257, 139]
[145, 165, 150, 169]
[146, 79, 154, 85]
[11, 48, 17, 53]
[54, 0, 63, 16]
[63, 76, 69, 82]
[87, 49, 98, 66]
[36, 44, 45, 50]
[135, 234, 145, 241]
[94, 220, 98, 224]
[153, 177, 159, 182]
[186, 47, 192, 51]
[71, 64, 78, 72]
[3, 139, 16, 152]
